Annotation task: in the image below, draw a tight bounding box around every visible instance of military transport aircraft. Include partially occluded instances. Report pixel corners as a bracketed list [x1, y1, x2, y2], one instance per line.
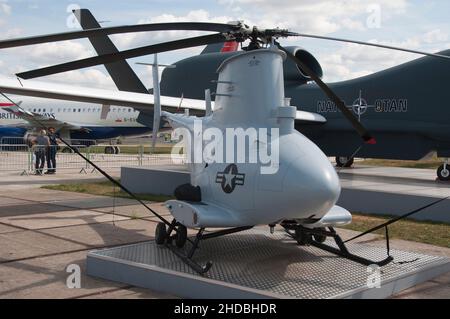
[72, 9, 450, 181]
[0, 18, 448, 273]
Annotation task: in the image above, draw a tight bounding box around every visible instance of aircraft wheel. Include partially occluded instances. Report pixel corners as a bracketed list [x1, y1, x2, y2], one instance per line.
[114, 146, 121, 155]
[336, 156, 354, 168]
[437, 165, 450, 181]
[294, 228, 311, 246]
[175, 224, 188, 248]
[105, 146, 115, 154]
[313, 230, 327, 244]
[155, 222, 167, 245]
[61, 147, 73, 154]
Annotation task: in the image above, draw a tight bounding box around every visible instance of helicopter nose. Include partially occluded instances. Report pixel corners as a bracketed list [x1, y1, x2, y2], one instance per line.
[310, 159, 341, 212]
[284, 150, 341, 218]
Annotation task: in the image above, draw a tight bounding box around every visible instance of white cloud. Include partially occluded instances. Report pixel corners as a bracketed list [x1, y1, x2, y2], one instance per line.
[0, 1, 448, 89]
[218, 0, 409, 33]
[43, 69, 116, 89]
[110, 10, 234, 50]
[0, 41, 115, 89]
[25, 41, 95, 66]
[423, 29, 448, 44]
[0, 27, 22, 38]
[0, 1, 11, 16]
[318, 29, 450, 82]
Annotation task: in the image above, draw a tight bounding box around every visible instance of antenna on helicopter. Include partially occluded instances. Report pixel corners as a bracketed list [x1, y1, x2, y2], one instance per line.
[135, 59, 175, 150]
[205, 89, 212, 116]
[151, 54, 161, 151]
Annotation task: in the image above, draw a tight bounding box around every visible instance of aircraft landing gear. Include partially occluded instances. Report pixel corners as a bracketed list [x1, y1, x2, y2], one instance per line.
[175, 224, 188, 248]
[437, 159, 450, 181]
[105, 146, 115, 154]
[155, 222, 167, 245]
[154, 220, 253, 274]
[61, 147, 74, 154]
[335, 156, 354, 168]
[282, 223, 393, 267]
[105, 146, 120, 154]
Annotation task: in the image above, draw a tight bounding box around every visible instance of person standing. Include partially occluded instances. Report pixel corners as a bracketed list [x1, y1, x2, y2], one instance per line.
[46, 127, 59, 174]
[33, 130, 50, 175]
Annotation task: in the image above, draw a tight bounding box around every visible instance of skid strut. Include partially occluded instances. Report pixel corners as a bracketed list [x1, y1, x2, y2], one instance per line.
[160, 221, 253, 274]
[282, 224, 393, 267]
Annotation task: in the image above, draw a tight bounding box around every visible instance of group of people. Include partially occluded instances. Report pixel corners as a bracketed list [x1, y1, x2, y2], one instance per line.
[32, 127, 59, 175]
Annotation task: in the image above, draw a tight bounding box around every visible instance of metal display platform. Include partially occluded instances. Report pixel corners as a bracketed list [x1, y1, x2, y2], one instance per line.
[87, 229, 450, 299]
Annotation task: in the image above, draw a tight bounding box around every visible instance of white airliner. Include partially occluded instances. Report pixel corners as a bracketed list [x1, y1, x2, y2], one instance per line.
[0, 77, 204, 148]
[0, 95, 149, 141]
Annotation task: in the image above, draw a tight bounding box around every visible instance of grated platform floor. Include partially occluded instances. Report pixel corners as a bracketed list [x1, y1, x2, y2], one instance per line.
[87, 229, 450, 299]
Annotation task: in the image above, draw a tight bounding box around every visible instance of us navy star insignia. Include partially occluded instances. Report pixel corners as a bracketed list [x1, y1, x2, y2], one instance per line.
[216, 164, 245, 194]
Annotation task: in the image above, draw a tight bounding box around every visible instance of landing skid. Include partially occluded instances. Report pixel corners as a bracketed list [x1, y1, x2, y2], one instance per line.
[158, 221, 253, 274]
[282, 223, 394, 267]
[157, 221, 393, 275]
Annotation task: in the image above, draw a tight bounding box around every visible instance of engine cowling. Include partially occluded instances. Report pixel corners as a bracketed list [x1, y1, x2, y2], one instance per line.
[160, 47, 323, 100]
[283, 46, 323, 84]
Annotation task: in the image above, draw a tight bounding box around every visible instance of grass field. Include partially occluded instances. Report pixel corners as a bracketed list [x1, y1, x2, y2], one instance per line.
[360, 158, 442, 169]
[43, 181, 174, 202]
[341, 213, 449, 248]
[88, 144, 183, 155]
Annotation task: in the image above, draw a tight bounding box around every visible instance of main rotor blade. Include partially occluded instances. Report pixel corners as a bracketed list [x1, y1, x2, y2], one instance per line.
[17, 33, 228, 79]
[295, 33, 450, 60]
[277, 43, 375, 143]
[0, 21, 239, 49]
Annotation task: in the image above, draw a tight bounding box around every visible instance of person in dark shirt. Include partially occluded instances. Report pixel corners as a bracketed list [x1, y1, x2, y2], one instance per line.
[33, 130, 50, 175]
[46, 127, 59, 174]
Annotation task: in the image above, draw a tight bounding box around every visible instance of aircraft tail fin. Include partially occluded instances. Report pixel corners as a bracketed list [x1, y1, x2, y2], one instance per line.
[73, 9, 155, 126]
[73, 9, 148, 95]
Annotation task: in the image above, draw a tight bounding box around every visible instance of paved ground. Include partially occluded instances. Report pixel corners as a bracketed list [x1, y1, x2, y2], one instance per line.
[0, 171, 448, 299]
[338, 165, 450, 198]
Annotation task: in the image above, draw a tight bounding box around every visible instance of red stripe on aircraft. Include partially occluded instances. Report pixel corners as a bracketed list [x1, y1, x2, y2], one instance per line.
[0, 103, 14, 108]
[221, 41, 239, 53]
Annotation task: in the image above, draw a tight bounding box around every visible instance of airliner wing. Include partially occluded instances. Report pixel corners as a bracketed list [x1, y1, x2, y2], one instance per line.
[2, 103, 87, 131]
[0, 78, 327, 124]
[0, 78, 206, 111]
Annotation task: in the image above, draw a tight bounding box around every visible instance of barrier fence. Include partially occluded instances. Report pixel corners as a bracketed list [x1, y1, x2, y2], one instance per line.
[0, 144, 186, 175]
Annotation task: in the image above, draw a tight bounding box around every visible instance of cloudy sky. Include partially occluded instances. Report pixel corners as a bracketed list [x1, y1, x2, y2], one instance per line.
[0, 0, 449, 89]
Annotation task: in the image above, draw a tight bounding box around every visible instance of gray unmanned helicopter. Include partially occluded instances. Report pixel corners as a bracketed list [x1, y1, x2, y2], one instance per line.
[73, 9, 450, 181]
[0, 16, 448, 273]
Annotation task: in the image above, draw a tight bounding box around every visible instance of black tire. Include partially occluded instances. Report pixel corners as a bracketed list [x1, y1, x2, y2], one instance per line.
[175, 225, 188, 248]
[437, 165, 450, 181]
[105, 146, 115, 154]
[336, 156, 354, 168]
[61, 147, 73, 154]
[295, 228, 311, 246]
[313, 233, 327, 243]
[114, 146, 121, 155]
[155, 222, 167, 245]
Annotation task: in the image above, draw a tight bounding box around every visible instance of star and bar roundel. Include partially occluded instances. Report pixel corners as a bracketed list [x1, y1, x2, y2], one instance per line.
[215, 164, 246, 194]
